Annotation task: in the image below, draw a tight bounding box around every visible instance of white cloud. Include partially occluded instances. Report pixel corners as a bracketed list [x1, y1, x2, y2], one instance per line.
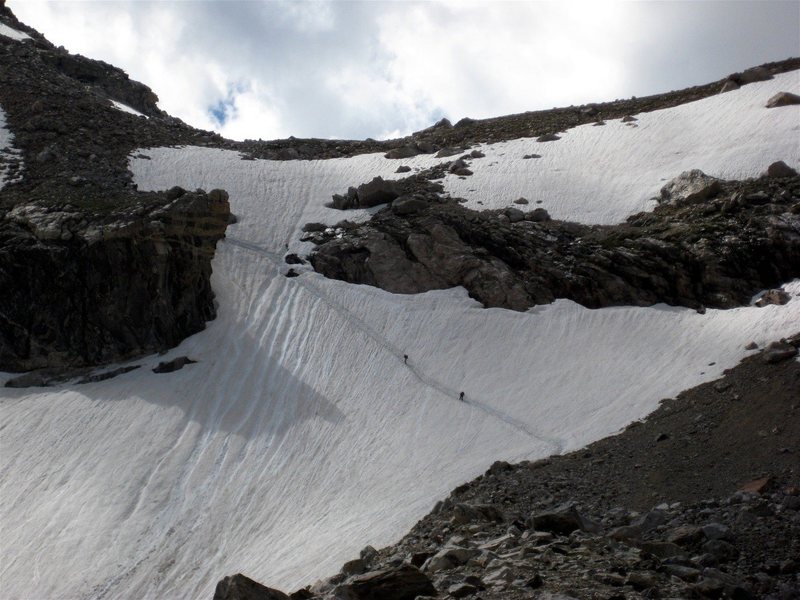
[7, 0, 800, 141]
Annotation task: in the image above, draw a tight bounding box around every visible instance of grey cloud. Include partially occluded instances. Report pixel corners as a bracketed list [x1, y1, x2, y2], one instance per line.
[8, 1, 800, 140]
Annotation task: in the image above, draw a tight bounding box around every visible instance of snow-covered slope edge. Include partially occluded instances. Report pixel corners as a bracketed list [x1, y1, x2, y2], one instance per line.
[1, 74, 799, 600]
[0, 106, 23, 188]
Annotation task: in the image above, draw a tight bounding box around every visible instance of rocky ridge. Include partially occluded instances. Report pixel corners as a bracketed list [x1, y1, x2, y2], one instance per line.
[308, 169, 800, 312]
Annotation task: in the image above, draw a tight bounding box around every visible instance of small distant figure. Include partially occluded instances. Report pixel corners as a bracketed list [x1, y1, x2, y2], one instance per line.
[285, 243, 289, 250]
[403, 354, 408, 364]
[459, 391, 465, 402]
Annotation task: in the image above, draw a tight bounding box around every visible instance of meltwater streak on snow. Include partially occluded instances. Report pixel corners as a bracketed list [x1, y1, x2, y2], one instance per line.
[2, 74, 800, 599]
[0, 22, 31, 41]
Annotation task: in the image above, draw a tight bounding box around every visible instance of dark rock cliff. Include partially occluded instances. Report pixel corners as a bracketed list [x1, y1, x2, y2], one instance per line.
[309, 172, 800, 312]
[0, 5, 231, 373]
[0, 188, 230, 372]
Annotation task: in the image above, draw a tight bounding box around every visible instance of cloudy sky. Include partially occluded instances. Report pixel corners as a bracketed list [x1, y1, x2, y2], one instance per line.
[9, 1, 800, 141]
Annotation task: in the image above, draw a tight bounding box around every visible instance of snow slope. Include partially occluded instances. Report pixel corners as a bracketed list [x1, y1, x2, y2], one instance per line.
[2, 74, 799, 600]
[441, 71, 800, 222]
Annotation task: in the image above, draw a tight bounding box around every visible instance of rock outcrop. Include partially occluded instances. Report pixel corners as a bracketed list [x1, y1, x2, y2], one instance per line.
[0, 188, 229, 371]
[309, 174, 800, 312]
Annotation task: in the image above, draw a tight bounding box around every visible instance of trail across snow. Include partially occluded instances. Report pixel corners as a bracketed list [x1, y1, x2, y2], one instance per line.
[1, 74, 799, 600]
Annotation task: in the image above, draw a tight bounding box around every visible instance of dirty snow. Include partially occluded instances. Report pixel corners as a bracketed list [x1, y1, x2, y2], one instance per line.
[2, 73, 800, 599]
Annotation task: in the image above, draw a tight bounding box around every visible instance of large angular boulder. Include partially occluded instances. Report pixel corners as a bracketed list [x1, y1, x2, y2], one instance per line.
[423, 546, 479, 573]
[331, 177, 400, 209]
[334, 564, 436, 600]
[213, 574, 289, 600]
[356, 177, 400, 207]
[658, 170, 721, 207]
[765, 160, 798, 178]
[527, 505, 586, 535]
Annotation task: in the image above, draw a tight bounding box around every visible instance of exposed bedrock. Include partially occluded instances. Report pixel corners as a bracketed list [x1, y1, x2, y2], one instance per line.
[308, 175, 800, 311]
[0, 188, 230, 372]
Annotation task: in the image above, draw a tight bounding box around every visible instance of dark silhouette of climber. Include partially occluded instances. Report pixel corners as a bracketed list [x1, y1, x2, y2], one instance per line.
[403, 354, 408, 364]
[459, 391, 465, 401]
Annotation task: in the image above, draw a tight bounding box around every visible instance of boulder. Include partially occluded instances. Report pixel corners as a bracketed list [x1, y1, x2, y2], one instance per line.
[415, 141, 437, 154]
[754, 289, 790, 307]
[528, 505, 585, 535]
[213, 574, 289, 600]
[763, 341, 798, 364]
[449, 159, 469, 173]
[526, 207, 551, 222]
[384, 146, 421, 159]
[766, 92, 800, 108]
[621, 115, 638, 122]
[765, 160, 798, 178]
[667, 525, 705, 546]
[658, 170, 721, 206]
[284, 254, 305, 265]
[392, 196, 429, 216]
[536, 133, 560, 142]
[513, 197, 529, 205]
[356, 177, 400, 208]
[335, 564, 435, 600]
[469, 149, 485, 158]
[424, 546, 479, 572]
[395, 165, 411, 173]
[740, 476, 772, 494]
[341, 558, 367, 576]
[504, 207, 525, 223]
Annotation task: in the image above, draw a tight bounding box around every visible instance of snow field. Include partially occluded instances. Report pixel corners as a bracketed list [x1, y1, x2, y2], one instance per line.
[0, 22, 31, 41]
[2, 72, 800, 599]
[110, 100, 149, 118]
[443, 70, 800, 222]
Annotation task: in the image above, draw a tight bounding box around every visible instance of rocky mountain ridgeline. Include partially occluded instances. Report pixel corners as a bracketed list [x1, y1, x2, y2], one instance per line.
[215, 337, 800, 600]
